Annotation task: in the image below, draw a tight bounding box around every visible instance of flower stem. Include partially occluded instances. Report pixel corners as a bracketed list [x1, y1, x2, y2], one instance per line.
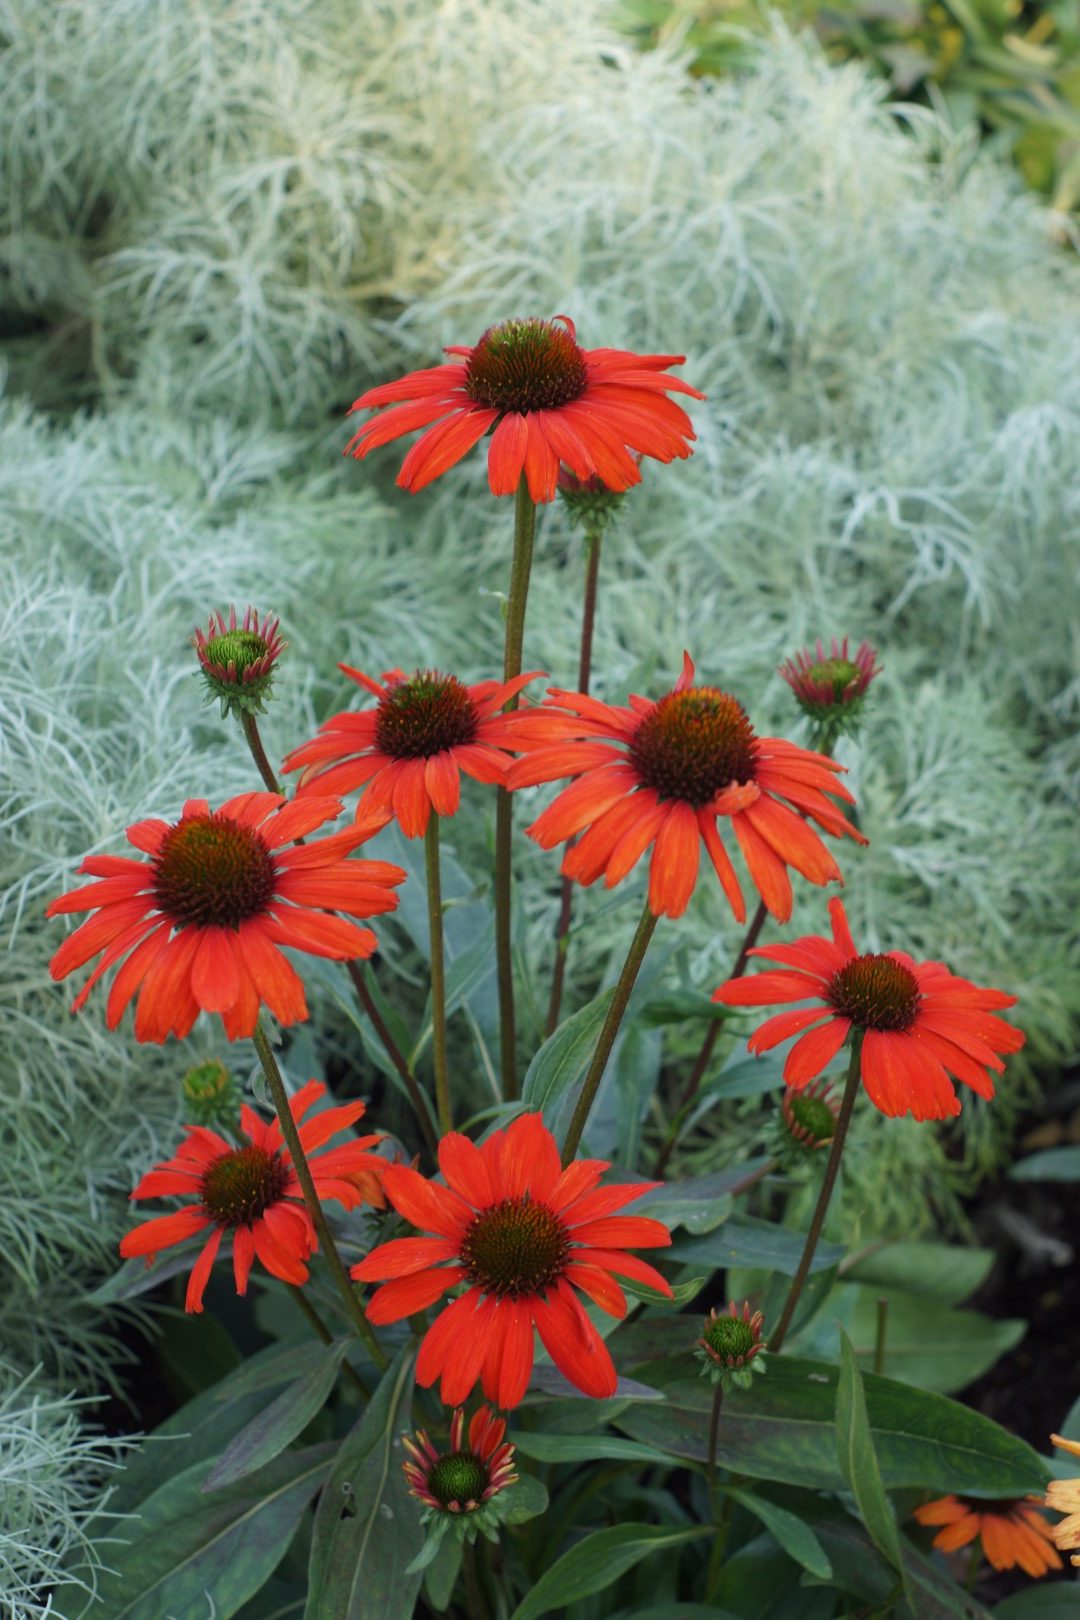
[546, 529, 602, 1038]
[237, 705, 437, 1158]
[240, 710, 282, 794]
[769, 1034, 863, 1352]
[495, 476, 537, 1101]
[463, 1539, 486, 1620]
[652, 897, 768, 1176]
[425, 814, 452, 1135]
[287, 1284, 370, 1397]
[344, 960, 439, 1160]
[707, 1383, 724, 1490]
[251, 1020, 387, 1368]
[561, 903, 658, 1166]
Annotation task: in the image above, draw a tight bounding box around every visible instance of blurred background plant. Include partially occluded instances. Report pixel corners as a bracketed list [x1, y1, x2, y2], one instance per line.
[617, 0, 1080, 225]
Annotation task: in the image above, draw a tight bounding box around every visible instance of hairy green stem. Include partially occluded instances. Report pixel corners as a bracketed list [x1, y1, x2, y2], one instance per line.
[770, 1034, 863, 1352]
[425, 815, 452, 1134]
[240, 709, 282, 794]
[252, 1020, 387, 1367]
[287, 1284, 370, 1397]
[561, 903, 658, 1166]
[546, 528, 603, 1038]
[344, 960, 438, 1159]
[652, 897, 768, 1176]
[707, 1383, 724, 1490]
[495, 476, 537, 1100]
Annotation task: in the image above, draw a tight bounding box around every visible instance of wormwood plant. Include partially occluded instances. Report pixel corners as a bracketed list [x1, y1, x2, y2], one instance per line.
[42, 316, 1076, 1619]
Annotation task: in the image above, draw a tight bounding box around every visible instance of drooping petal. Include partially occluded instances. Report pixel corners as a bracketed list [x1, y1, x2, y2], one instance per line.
[184, 1227, 224, 1313]
[364, 1266, 467, 1324]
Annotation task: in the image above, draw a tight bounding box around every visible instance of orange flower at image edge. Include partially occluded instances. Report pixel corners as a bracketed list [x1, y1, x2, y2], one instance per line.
[505, 653, 865, 921]
[1046, 1434, 1080, 1566]
[47, 794, 405, 1041]
[913, 1495, 1062, 1577]
[345, 315, 704, 501]
[715, 897, 1024, 1120]
[283, 665, 541, 837]
[119, 1082, 385, 1312]
[352, 1112, 672, 1407]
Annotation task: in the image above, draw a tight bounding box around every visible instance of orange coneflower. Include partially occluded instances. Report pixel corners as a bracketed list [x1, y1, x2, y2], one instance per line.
[714, 897, 1024, 1120]
[119, 1081, 385, 1312]
[351, 1112, 672, 1407]
[503, 652, 865, 921]
[913, 1495, 1062, 1578]
[1046, 1434, 1080, 1567]
[344, 316, 704, 501]
[283, 665, 540, 838]
[48, 795, 405, 1042]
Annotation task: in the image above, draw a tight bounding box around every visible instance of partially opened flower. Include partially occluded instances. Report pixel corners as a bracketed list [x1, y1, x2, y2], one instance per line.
[119, 1081, 385, 1312]
[192, 606, 287, 717]
[404, 1406, 518, 1536]
[283, 666, 540, 838]
[780, 1078, 840, 1154]
[779, 637, 879, 743]
[557, 458, 639, 533]
[1046, 1434, 1080, 1567]
[913, 1495, 1061, 1578]
[48, 795, 405, 1041]
[714, 897, 1024, 1120]
[695, 1301, 767, 1390]
[504, 652, 866, 921]
[345, 316, 703, 501]
[352, 1112, 672, 1407]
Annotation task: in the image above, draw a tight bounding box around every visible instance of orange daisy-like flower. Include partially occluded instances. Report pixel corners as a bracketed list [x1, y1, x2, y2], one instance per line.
[404, 1406, 518, 1518]
[1046, 1434, 1080, 1567]
[351, 1112, 672, 1408]
[282, 666, 539, 838]
[714, 897, 1024, 1120]
[344, 315, 704, 502]
[503, 652, 865, 921]
[47, 794, 405, 1042]
[913, 1495, 1062, 1578]
[118, 1080, 385, 1313]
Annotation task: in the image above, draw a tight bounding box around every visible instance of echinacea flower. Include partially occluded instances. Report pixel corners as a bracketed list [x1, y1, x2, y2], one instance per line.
[351, 1112, 672, 1407]
[779, 637, 879, 736]
[404, 1406, 518, 1534]
[780, 1078, 840, 1152]
[283, 665, 541, 838]
[118, 1080, 385, 1312]
[192, 606, 287, 716]
[344, 316, 703, 502]
[1046, 1434, 1080, 1567]
[48, 795, 405, 1042]
[503, 652, 866, 922]
[714, 897, 1024, 1120]
[695, 1301, 767, 1390]
[913, 1495, 1062, 1578]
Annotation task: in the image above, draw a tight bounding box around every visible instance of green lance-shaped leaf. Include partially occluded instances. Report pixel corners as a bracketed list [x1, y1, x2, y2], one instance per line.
[55, 1444, 334, 1620]
[613, 1356, 1047, 1495]
[204, 1338, 349, 1488]
[1010, 1145, 1080, 1182]
[721, 1486, 833, 1579]
[835, 1325, 913, 1608]
[305, 1349, 423, 1620]
[510, 1523, 710, 1620]
[522, 987, 614, 1112]
[513, 1432, 678, 1467]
